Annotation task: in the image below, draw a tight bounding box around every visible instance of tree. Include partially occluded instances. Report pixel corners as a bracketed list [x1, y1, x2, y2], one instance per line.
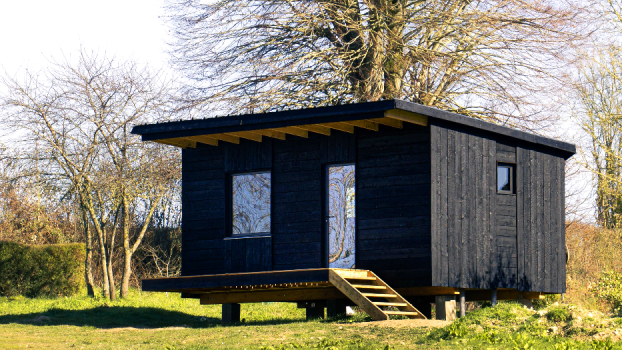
[166, 0, 587, 126]
[0, 50, 180, 298]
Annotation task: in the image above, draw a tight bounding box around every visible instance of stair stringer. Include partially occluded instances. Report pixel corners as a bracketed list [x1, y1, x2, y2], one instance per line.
[328, 269, 427, 321]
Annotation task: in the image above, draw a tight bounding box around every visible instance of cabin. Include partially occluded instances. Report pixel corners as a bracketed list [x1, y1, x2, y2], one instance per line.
[131, 100, 575, 321]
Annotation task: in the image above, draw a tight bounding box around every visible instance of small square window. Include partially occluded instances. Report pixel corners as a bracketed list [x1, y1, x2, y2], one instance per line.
[231, 172, 271, 235]
[497, 164, 514, 194]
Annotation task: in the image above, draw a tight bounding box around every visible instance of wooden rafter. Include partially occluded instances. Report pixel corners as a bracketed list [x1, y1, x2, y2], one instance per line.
[225, 131, 262, 142]
[343, 120, 379, 131]
[155, 138, 196, 149]
[293, 124, 331, 136]
[210, 133, 240, 144]
[186, 135, 219, 146]
[251, 129, 286, 140]
[370, 117, 403, 129]
[385, 109, 428, 126]
[320, 122, 354, 133]
[272, 127, 308, 138]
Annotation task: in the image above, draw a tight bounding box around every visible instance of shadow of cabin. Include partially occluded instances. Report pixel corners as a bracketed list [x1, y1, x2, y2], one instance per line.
[132, 100, 573, 322]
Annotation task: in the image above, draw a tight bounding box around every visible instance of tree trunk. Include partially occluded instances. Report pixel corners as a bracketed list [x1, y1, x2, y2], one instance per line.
[106, 242, 116, 300]
[121, 195, 131, 298]
[82, 209, 95, 297]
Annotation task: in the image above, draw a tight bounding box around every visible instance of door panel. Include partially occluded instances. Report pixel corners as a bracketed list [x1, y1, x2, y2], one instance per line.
[327, 164, 356, 268]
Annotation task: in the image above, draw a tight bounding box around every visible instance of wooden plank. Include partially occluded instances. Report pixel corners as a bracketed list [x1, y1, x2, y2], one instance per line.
[186, 135, 219, 146]
[384, 109, 428, 126]
[200, 287, 346, 304]
[320, 122, 355, 133]
[516, 147, 525, 291]
[293, 124, 331, 136]
[395, 287, 460, 296]
[447, 129, 458, 287]
[559, 157, 566, 293]
[475, 136, 484, 288]
[536, 151, 544, 292]
[460, 132, 468, 288]
[369, 117, 403, 129]
[529, 150, 537, 292]
[210, 133, 240, 144]
[272, 127, 308, 138]
[468, 135, 477, 288]
[252, 129, 286, 140]
[156, 138, 197, 148]
[225, 131, 262, 142]
[544, 154, 552, 292]
[328, 270, 388, 320]
[440, 127, 448, 287]
[343, 120, 379, 131]
[489, 139, 498, 288]
[430, 125, 440, 286]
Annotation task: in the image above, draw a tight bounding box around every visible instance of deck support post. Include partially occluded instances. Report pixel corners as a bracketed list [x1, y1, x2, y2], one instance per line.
[435, 295, 456, 321]
[491, 289, 498, 306]
[327, 299, 348, 318]
[222, 303, 241, 323]
[306, 305, 325, 320]
[459, 289, 466, 318]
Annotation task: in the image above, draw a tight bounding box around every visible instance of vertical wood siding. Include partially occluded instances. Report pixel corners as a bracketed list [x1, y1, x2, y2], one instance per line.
[495, 142, 517, 288]
[516, 146, 566, 293]
[356, 123, 432, 288]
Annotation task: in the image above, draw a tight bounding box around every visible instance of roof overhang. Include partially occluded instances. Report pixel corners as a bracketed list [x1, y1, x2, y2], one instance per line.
[131, 99, 576, 158]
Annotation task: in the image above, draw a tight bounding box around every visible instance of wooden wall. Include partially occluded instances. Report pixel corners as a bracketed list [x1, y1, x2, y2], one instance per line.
[356, 124, 432, 288]
[431, 120, 566, 293]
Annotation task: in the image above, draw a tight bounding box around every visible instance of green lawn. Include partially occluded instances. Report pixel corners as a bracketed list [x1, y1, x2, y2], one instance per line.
[1, 290, 622, 349]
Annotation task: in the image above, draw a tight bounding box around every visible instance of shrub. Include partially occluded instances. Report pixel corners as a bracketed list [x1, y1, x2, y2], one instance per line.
[593, 270, 622, 313]
[0, 241, 84, 297]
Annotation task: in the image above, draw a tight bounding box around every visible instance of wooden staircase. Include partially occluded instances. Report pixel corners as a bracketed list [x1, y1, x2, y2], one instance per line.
[328, 268, 426, 321]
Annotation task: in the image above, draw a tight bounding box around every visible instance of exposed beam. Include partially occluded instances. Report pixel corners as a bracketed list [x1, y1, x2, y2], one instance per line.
[210, 133, 240, 144]
[370, 117, 403, 129]
[320, 122, 354, 133]
[155, 138, 196, 149]
[225, 131, 262, 142]
[343, 120, 379, 131]
[251, 129, 286, 140]
[200, 287, 345, 304]
[385, 109, 428, 126]
[272, 127, 308, 138]
[186, 135, 219, 146]
[293, 124, 331, 136]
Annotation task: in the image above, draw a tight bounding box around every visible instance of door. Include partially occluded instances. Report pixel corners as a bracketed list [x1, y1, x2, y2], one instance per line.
[326, 164, 356, 269]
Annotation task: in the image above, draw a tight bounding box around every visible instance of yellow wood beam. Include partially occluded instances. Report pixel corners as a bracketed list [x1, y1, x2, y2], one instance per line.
[272, 127, 308, 138]
[370, 117, 403, 129]
[343, 120, 379, 131]
[210, 133, 240, 144]
[186, 135, 219, 146]
[293, 124, 331, 136]
[199, 287, 345, 304]
[225, 131, 262, 142]
[155, 138, 197, 149]
[320, 122, 355, 133]
[251, 129, 286, 140]
[384, 109, 428, 126]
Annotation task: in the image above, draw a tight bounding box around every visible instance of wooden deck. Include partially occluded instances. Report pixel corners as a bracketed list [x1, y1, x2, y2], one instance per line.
[141, 268, 544, 305]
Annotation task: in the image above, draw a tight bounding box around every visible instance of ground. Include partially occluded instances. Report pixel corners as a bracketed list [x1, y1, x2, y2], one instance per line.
[2, 290, 622, 349]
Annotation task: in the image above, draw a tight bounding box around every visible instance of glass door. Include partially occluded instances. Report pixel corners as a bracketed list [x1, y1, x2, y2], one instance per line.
[327, 164, 356, 269]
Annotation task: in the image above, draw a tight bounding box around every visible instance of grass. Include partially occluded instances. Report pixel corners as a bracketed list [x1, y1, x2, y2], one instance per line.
[3, 291, 622, 349]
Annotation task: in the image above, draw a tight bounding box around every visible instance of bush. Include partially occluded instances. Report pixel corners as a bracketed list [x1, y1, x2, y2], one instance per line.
[547, 306, 572, 322]
[0, 241, 84, 297]
[593, 270, 622, 313]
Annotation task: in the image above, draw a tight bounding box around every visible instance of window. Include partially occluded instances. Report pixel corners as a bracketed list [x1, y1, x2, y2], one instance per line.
[497, 164, 514, 194]
[231, 172, 271, 236]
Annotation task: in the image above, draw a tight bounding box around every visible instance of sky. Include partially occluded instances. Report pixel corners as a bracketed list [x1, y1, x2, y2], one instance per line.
[0, 0, 169, 75]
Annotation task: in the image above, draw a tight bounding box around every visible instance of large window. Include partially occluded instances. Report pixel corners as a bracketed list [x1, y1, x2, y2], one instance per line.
[497, 164, 515, 194]
[231, 172, 271, 236]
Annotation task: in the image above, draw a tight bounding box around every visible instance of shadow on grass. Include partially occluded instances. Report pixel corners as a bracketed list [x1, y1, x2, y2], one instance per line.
[0, 306, 304, 329]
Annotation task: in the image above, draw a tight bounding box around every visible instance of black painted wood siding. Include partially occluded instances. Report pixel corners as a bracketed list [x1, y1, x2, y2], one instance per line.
[431, 120, 566, 293]
[356, 124, 432, 288]
[431, 121, 497, 290]
[495, 142, 517, 288]
[516, 146, 566, 293]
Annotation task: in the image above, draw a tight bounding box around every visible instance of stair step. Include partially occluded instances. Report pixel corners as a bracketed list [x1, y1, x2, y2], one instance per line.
[385, 311, 421, 316]
[373, 302, 408, 307]
[345, 276, 376, 281]
[351, 284, 386, 290]
[362, 293, 397, 298]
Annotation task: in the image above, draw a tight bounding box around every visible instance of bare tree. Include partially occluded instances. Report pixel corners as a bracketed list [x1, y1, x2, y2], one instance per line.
[0, 50, 180, 299]
[166, 0, 589, 127]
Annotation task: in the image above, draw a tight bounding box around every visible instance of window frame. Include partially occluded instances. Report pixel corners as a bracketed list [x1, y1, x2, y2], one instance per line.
[226, 170, 272, 240]
[496, 162, 515, 195]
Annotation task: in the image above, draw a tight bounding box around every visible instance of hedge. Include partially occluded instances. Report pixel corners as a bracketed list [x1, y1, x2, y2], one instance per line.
[0, 241, 85, 297]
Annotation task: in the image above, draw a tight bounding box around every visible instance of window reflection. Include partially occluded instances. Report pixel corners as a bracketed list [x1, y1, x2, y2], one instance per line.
[232, 173, 271, 235]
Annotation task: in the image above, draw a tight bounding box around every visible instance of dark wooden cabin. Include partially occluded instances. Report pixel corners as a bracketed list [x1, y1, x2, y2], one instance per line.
[132, 100, 575, 321]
